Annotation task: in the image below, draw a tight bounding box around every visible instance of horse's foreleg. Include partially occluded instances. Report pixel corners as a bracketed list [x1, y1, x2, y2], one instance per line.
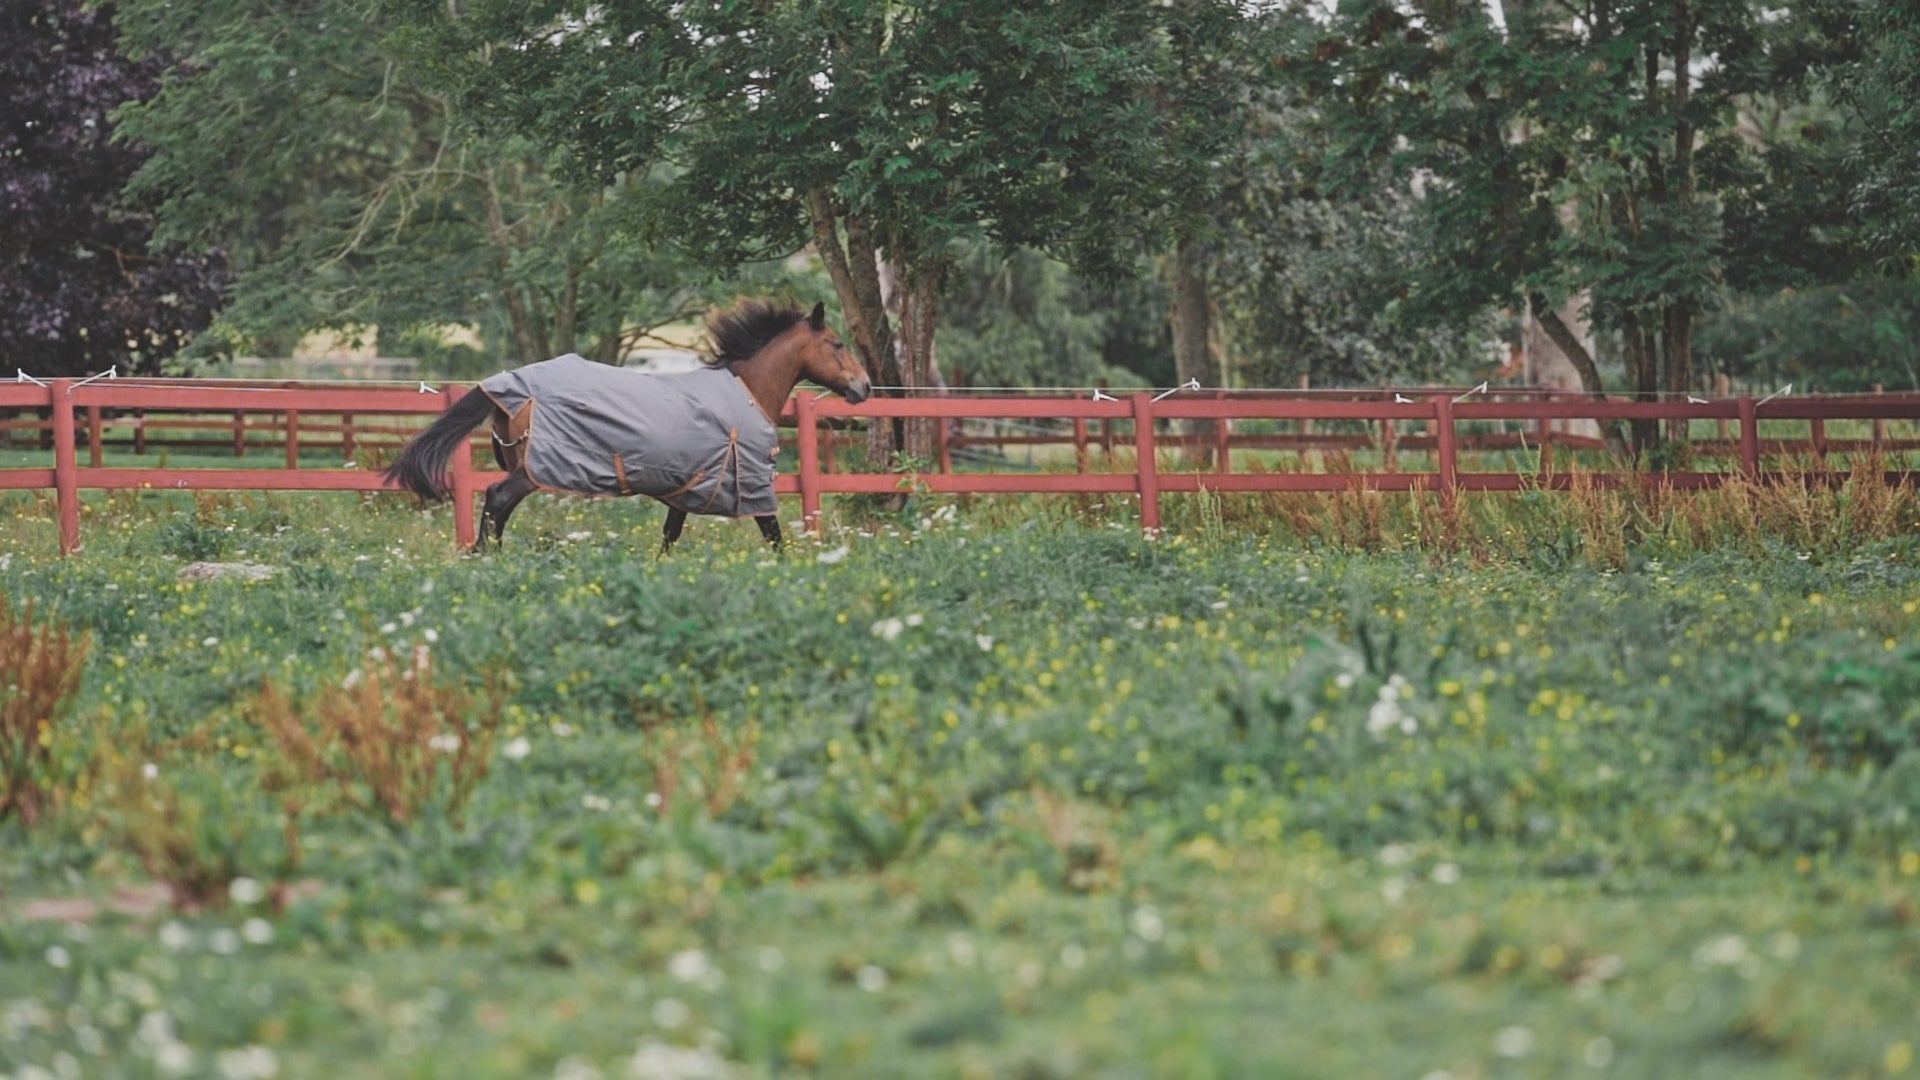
[755, 514, 783, 549]
[477, 469, 538, 552]
[659, 506, 688, 555]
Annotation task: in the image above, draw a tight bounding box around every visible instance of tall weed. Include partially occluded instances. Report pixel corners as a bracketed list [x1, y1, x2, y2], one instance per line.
[90, 734, 297, 909]
[0, 596, 90, 825]
[251, 644, 507, 826]
[650, 711, 760, 820]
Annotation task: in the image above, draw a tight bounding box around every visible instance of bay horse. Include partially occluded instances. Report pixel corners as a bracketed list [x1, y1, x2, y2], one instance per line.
[385, 300, 870, 552]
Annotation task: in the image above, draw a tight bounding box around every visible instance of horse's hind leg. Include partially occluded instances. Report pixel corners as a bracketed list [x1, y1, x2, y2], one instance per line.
[755, 514, 782, 549]
[477, 469, 538, 551]
[659, 506, 688, 555]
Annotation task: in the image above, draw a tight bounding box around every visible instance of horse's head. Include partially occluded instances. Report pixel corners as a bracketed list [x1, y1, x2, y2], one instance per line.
[795, 302, 871, 404]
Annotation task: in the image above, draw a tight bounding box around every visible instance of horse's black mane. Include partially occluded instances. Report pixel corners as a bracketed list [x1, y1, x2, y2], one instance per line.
[703, 299, 807, 368]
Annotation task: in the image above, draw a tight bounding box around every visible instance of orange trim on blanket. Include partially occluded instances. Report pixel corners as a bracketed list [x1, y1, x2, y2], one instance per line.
[662, 468, 709, 505]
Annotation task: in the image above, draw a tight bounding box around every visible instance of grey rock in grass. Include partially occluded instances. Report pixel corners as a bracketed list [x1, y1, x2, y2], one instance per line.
[177, 561, 278, 583]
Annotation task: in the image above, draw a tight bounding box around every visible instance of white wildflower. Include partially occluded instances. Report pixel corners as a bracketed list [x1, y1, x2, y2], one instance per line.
[228, 877, 265, 905]
[649, 998, 689, 1030]
[667, 949, 710, 983]
[815, 545, 850, 565]
[1692, 934, 1748, 968]
[1492, 1026, 1536, 1058]
[1129, 905, 1165, 942]
[627, 1036, 728, 1080]
[552, 1055, 603, 1080]
[1366, 675, 1413, 737]
[214, 1045, 279, 1079]
[155, 1043, 194, 1075]
[502, 736, 532, 761]
[870, 617, 904, 642]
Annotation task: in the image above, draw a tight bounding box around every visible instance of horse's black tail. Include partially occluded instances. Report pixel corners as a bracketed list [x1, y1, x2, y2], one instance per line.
[384, 389, 496, 502]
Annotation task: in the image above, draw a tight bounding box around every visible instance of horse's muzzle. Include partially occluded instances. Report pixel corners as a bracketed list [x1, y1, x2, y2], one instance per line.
[843, 379, 871, 405]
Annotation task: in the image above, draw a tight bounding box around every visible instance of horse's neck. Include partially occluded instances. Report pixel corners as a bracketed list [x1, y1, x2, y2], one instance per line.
[732, 342, 805, 421]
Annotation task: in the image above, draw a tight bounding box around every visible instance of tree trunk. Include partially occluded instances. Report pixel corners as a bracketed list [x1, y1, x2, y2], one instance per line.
[1663, 304, 1692, 446]
[1663, 0, 1695, 448]
[1170, 234, 1214, 465]
[1527, 293, 1606, 397]
[805, 189, 901, 469]
[1622, 318, 1661, 454]
[552, 267, 580, 357]
[500, 284, 540, 364]
[896, 262, 944, 463]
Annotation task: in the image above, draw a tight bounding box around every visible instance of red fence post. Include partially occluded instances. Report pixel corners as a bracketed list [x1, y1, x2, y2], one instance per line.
[796, 392, 822, 535]
[1738, 396, 1760, 479]
[1132, 393, 1161, 535]
[285, 410, 301, 469]
[446, 388, 476, 550]
[232, 411, 246, 457]
[1434, 395, 1458, 509]
[51, 381, 80, 554]
[1873, 384, 1887, 446]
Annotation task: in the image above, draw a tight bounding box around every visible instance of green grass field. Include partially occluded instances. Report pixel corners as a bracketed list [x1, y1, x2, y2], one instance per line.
[2, 488, 1918, 1078]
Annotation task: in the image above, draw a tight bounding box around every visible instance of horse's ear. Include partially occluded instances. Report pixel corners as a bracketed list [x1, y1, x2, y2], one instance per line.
[808, 302, 826, 331]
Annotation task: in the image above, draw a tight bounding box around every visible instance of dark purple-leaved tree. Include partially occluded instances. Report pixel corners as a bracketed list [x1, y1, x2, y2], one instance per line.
[0, 0, 226, 378]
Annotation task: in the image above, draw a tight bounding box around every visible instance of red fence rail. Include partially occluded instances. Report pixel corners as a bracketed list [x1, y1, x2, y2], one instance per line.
[6, 378, 1920, 553]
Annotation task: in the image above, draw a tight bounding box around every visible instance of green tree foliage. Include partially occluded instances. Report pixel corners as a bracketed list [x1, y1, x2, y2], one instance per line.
[1828, 1, 1920, 264]
[1697, 280, 1920, 392]
[1300, 0, 1851, 448]
[381, 0, 1245, 458]
[936, 245, 1173, 390]
[113, 0, 744, 366]
[1210, 85, 1499, 388]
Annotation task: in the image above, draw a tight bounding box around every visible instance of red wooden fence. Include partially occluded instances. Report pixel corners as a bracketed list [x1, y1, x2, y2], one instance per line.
[5, 378, 1920, 553]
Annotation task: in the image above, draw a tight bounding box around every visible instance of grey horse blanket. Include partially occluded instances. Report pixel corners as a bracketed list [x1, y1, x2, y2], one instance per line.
[479, 355, 780, 517]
